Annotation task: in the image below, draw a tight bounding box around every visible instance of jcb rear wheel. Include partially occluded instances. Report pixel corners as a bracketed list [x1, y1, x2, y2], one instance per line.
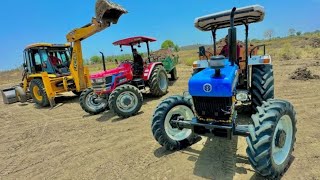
[30, 79, 49, 107]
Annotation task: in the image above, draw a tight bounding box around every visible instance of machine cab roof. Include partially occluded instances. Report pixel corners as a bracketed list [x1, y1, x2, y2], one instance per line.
[113, 36, 156, 46]
[25, 43, 71, 50]
[195, 5, 264, 31]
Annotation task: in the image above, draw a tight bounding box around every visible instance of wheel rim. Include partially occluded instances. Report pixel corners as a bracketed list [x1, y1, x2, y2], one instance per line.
[116, 91, 138, 113]
[272, 115, 293, 166]
[33, 86, 43, 101]
[86, 92, 106, 109]
[164, 105, 193, 141]
[159, 71, 168, 91]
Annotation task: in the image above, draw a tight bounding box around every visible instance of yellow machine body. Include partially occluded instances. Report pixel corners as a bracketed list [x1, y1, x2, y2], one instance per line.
[18, 0, 127, 107]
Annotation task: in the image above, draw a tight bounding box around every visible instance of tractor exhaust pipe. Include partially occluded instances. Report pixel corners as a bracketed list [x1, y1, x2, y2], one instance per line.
[100, 52, 107, 71]
[228, 7, 237, 66]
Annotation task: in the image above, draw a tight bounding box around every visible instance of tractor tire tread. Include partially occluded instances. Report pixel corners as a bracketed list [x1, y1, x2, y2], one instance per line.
[151, 95, 196, 151]
[79, 88, 108, 115]
[246, 99, 297, 179]
[30, 79, 49, 107]
[149, 65, 168, 96]
[251, 65, 274, 112]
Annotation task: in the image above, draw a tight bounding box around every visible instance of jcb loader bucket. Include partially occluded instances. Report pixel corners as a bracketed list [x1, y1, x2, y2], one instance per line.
[1, 86, 27, 104]
[1, 87, 18, 104]
[95, 0, 127, 25]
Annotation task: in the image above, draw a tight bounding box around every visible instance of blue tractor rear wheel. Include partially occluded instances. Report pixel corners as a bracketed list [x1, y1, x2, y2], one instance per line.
[251, 65, 274, 112]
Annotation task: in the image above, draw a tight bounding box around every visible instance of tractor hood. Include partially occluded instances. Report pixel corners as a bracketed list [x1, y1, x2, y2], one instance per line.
[189, 61, 238, 97]
[90, 63, 132, 79]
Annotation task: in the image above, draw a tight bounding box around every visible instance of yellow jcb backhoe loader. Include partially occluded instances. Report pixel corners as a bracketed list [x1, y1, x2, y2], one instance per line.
[1, 0, 127, 108]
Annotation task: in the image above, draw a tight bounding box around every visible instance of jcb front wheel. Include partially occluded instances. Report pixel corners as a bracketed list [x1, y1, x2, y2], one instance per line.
[30, 79, 49, 107]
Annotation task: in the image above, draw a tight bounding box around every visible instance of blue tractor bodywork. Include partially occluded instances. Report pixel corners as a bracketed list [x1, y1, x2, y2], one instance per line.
[189, 60, 238, 97]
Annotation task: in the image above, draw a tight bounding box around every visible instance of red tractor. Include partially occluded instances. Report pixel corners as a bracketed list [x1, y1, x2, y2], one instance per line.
[80, 36, 169, 118]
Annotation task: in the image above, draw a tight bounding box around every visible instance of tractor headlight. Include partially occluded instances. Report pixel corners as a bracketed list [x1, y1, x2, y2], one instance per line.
[192, 63, 200, 69]
[236, 91, 249, 102]
[91, 78, 105, 84]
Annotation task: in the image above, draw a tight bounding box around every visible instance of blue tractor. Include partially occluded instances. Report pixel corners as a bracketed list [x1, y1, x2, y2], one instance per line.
[151, 5, 296, 179]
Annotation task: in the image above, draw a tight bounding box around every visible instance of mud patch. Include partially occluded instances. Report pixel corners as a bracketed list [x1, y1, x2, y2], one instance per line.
[290, 67, 320, 80]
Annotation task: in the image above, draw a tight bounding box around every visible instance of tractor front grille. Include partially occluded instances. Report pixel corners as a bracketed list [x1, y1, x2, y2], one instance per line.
[105, 76, 113, 84]
[92, 76, 113, 90]
[192, 96, 232, 121]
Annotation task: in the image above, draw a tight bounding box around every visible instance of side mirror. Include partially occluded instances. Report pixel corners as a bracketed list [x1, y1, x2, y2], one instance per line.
[199, 46, 206, 56]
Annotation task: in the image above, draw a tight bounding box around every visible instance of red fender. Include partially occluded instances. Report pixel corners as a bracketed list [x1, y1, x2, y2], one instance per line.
[143, 62, 163, 81]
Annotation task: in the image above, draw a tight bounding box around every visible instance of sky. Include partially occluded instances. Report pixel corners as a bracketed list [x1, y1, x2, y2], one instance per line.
[0, 0, 319, 70]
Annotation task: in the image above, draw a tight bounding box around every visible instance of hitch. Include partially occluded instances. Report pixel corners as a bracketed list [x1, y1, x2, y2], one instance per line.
[170, 117, 250, 139]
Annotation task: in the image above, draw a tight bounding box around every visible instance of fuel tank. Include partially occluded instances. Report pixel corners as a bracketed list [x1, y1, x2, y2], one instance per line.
[189, 60, 238, 97]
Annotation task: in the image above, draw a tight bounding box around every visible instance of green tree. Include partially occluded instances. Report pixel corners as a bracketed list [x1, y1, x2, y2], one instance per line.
[174, 44, 180, 52]
[296, 31, 302, 36]
[90, 55, 101, 64]
[161, 40, 175, 49]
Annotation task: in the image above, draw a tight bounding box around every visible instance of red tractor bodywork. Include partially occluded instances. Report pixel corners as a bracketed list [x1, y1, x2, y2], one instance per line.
[90, 61, 163, 94]
[89, 36, 166, 95]
[80, 36, 169, 118]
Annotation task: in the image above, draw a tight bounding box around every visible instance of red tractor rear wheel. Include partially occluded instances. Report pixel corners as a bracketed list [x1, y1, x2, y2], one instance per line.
[149, 65, 168, 96]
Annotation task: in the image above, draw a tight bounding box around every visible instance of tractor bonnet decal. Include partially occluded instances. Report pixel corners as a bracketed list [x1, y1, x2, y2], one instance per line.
[203, 83, 212, 93]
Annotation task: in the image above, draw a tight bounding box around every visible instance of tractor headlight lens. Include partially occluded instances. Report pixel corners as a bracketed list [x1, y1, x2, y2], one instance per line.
[91, 78, 105, 84]
[193, 63, 200, 69]
[236, 91, 249, 102]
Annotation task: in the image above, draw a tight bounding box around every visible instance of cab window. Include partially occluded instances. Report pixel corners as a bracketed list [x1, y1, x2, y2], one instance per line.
[39, 49, 55, 74]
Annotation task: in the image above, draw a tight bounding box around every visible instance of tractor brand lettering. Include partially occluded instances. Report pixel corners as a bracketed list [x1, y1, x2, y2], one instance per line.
[203, 83, 212, 93]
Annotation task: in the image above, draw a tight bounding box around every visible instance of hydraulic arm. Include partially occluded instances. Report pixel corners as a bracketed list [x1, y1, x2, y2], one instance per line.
[66, 0, 127, 91]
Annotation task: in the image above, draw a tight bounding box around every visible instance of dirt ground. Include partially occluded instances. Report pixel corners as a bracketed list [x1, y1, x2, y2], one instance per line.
[0, 59, 320, 180]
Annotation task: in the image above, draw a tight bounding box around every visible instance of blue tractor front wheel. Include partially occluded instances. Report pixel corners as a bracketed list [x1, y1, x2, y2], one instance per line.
[151, 95, 197, 150]
[246, 99, 296, 179]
